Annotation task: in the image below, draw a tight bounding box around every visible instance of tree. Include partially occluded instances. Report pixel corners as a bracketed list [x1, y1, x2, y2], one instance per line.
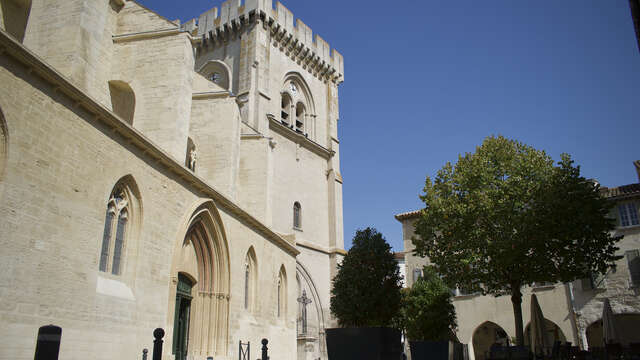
[412, 135, 621, 346]
[330, 227, 403, 327]
[402, 266, 457, 342]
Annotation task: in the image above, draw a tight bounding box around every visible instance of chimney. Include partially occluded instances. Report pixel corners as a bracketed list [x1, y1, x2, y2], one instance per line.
[635, 160, 640, 182]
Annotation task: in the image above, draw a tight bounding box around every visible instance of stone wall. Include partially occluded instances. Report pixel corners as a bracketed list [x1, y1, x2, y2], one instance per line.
[0, 1, 347, 359]
[112, 31, 194, 162]
[189, 89, 242, 201]
[0, 30, 297, 360]
[23, 0, 116, 106]
[571, 212, 640, 348]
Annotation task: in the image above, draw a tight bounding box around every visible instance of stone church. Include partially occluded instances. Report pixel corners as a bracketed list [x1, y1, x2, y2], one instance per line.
[0, 1, 345, 359]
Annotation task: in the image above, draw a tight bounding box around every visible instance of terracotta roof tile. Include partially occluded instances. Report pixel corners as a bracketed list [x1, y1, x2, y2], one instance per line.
[601, 183, 640, 199]
[395, 210, 421, 221]
[395, 181, 640, 222]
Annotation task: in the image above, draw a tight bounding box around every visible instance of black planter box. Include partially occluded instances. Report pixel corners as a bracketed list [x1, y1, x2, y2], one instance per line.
[409, 340, 464, 360]
[326, 327, 402, 360]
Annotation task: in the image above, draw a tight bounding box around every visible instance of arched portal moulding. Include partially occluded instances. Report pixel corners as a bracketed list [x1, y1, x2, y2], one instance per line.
[168, 198, 231, 358]
[296, 261, 327, 358]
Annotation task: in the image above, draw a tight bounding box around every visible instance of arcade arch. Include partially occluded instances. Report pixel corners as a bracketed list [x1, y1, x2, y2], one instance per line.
[524, 319, 566, 349]
[295, 262, 327, 360]
[472, 321, 510, 360]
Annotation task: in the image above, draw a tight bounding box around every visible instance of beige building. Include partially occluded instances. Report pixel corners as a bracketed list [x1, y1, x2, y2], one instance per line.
[0, 1, 345, 360]
[396, 162, 640, 360]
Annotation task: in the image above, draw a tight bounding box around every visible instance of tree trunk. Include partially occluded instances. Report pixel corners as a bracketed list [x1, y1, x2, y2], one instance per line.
[510, 284, 524, 346]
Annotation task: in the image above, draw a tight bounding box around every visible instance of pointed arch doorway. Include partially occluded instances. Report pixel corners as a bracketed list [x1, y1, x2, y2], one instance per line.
[169, 201, 231, 360]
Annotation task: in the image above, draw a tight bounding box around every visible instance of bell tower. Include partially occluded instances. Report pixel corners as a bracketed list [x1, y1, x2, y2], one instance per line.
[182, 1, 346, 358]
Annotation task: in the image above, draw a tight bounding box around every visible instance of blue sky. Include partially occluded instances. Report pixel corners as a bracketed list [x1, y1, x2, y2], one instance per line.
[139, 0, 640, 252]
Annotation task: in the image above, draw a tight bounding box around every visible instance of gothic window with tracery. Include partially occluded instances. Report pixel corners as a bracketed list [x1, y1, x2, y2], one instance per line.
[99, 187, 129, 275]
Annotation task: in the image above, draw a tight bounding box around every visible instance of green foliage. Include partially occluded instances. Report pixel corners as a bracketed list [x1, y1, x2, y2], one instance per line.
[330, 227, 403, 328]
[412, 135, 622, 344]
[402, 266, 457, 341]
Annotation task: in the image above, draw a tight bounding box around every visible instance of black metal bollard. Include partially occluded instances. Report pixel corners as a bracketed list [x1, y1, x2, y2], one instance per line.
[152, 328, 165, 360]
[34, 325, 62, 360]
[261, 338, 269, 360]
[142, 348, 148, 360]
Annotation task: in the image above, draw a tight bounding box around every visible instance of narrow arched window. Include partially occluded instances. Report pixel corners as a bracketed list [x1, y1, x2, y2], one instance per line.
[112, 208, 128, 275]
[186, 137, 197, 172]
[244, 247, 257, 312]
[295, 103, 306, 133]
[293, 202, 301, 229]
[281, 93, 292, 124]
[278, 266, 287, 318]
[99, 187, 130, 275]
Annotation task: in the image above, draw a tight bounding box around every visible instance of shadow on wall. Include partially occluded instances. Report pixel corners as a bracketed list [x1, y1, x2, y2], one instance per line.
[586, 314, 640, 347]
[108, 80, 135, 125]
[1, 0, 31, 43]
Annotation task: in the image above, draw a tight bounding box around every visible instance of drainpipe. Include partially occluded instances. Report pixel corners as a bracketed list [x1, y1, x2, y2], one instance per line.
[565, 283, 582, 349]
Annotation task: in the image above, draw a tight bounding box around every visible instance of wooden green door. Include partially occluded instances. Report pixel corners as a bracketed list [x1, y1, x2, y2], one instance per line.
[173, 274, 193, 360]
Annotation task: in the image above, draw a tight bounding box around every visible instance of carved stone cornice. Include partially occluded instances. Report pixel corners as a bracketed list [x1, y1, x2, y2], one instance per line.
[113, 28, 183, 43]
[267, 116, 333, 160]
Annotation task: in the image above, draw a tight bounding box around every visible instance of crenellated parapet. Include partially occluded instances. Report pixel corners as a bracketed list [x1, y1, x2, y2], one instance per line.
[181, 0, 344, 85]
